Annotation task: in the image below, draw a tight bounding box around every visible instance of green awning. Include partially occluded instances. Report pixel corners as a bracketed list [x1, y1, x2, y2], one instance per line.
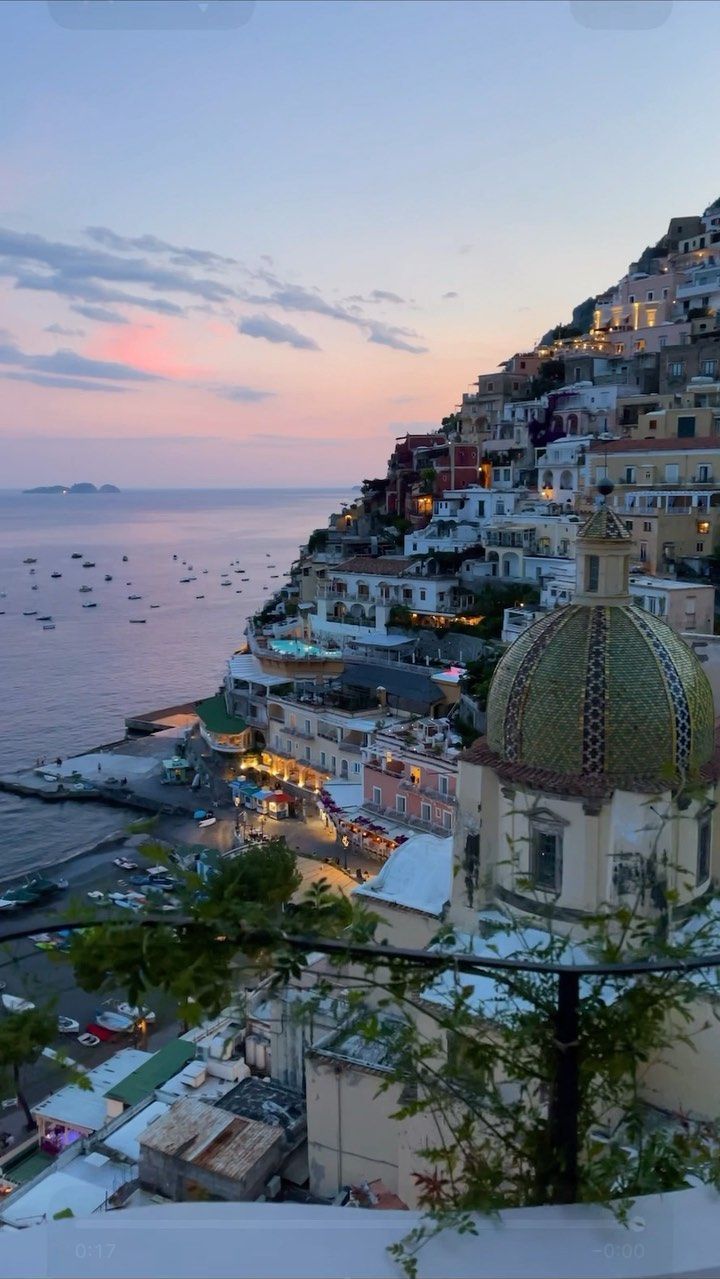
[196, 695, 248, 736]
[104, 1039, 196, 1107]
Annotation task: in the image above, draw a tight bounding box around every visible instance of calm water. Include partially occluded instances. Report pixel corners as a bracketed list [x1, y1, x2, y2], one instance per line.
[0, 488, 348, 875]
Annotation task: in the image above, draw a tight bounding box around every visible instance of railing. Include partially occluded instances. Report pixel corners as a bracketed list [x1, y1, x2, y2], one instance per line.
[11, 914, 720, 1209]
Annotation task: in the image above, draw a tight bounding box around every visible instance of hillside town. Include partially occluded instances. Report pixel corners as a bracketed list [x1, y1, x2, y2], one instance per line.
[4, 200, 720, 1259]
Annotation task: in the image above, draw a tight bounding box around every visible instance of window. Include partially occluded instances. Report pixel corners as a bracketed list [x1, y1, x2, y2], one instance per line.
[665, 463, 680, 482]
[625, 520, 633, 533]
[372, 785, 381, 805]
[640, 542, 648, 561]
[439, 775, 449, 796]
[305, 746, 311, 761]
[696, 542, 705, 553]
[677, 415, 696, 438]
[663, 288, 669, 300]
[646, 290, 654, 301]
[419, 589, 426, 601]
[698, 519, 711, 533]
[396, 794, 407, 815]
[304, 718, 311, 735]
[648, 418, 657, 430]
[659, 337, 667, 349]
[585, 554, 600, 592]
[330, 756, 336, 772]
[697, 818, 711, 885]
[442, 809, 453, 830]
[629, 294, 635, 303]
[530, 828, 562, 892]
[623, 466, 636, 483]
[701, 360, 718, 377]
[421, 802, 431, 823]
[320, 751, 326, 768]
[668, 360, 685, 378]
[643, 521, 652, 532]
[697, 468, 711, 484]
[352, 761, 360, 775]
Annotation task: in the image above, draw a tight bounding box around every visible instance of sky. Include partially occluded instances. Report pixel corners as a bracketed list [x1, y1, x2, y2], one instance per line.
[0, 0, 718, 488]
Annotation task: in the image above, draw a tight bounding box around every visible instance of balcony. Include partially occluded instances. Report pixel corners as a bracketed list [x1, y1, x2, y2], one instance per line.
[364, 799, 453, 836]
[399, 777, 457, 804]
[285, 724, 314, 741]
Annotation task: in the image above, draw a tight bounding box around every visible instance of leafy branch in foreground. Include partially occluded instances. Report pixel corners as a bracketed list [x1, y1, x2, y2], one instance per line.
[61, 834, 720, 1277]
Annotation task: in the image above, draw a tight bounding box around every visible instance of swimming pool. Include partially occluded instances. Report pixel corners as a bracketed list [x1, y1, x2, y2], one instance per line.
[269, 639, 341, 659]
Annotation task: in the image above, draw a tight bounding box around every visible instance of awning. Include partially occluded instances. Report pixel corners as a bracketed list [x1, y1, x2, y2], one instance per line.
[196, 695, 247, 735]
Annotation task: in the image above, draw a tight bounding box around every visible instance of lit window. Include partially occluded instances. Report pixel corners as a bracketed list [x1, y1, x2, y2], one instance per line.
[698, 520, 711, 534]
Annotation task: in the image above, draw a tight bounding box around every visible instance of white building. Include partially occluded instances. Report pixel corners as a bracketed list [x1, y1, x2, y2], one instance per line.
[312, 556, 473, 641]
[536, 435, 592, 501]
[404, 488, 522, 556]
[501, 574, 715, 643]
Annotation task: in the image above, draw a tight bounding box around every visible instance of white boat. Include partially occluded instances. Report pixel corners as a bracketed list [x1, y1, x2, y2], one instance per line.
[94, 1009, 134, 1032]
[2, 994, 35, 1013]
[198, 816, 217, 828]
[58, 1015, 80, 1035]
[116, 1002, 156, 1024]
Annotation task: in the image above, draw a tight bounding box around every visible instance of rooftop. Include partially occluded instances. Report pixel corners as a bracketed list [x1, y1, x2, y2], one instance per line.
[32, 1049, 151, 1132]
[105, 1040, 196, 1108]
[227, 652, 292, 688]
[196, 694, 247, 735]
[217, 1078, 306, 1139]
[589, 435, 720, 453]
[334, 556, 416, 575]
[353, 832, 453, 917]
[140, 1097, 282, 1179]
[312, 1020, 401, 1073]
[103, 1100, 170, 1162]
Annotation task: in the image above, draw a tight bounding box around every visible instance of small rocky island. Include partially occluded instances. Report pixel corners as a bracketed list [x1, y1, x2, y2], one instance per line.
[23, 483, 121, 494]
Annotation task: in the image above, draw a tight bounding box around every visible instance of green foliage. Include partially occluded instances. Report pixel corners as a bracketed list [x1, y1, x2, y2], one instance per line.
[530, 359, 566, 398]
[419, 467, 437, 495]
[307, 528, 329, 554]
[0, 1005, 58, 1128]
[469, 582, 539, 640]
[462, 653, 501, 709]
[62, 805, 720, 1275]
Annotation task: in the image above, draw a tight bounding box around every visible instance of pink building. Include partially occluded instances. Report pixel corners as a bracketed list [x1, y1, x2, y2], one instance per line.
[362, 719, 459, 836]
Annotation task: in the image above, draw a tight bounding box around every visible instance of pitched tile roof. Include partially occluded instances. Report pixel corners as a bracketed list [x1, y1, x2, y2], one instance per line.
[335, 556, 416, 575]
[579, 506, 632, 541]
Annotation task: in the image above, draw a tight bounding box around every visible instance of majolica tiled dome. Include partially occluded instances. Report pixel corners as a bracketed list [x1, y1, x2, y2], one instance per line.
[485, 501, 715, 790]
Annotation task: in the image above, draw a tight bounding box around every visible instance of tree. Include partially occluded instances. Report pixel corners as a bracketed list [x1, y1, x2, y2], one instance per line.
[0, 1007, 57, 1130]
[62, 821, 720, 1275]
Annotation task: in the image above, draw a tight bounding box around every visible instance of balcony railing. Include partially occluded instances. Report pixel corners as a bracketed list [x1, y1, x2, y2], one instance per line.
[364, 800, 453, 835]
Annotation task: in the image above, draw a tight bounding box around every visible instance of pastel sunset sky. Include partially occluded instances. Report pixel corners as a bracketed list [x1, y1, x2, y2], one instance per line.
[0, 0, 718, 487]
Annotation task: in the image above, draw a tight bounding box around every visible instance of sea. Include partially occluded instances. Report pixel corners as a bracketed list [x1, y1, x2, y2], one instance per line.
[0, 487, 350, 877]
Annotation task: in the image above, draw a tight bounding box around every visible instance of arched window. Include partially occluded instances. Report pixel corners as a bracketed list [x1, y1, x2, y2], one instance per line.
[567, 413, 579, 434]
[559, 469, 573, 490]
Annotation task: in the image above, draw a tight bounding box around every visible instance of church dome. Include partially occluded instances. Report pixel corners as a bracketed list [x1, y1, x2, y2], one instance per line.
[485, 503, 716, 791]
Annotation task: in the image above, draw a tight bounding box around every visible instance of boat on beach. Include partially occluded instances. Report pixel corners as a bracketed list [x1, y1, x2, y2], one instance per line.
[129, 618, 146, 624]
[105, 574, 113, 581]
[23, 557, 37, 564]
[22, 610, 37, 616]
[51, 571, 62, 578]
[82, 561, 95, 568]
[71, 552, 83, 559]
[83, 602, 98, 609]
